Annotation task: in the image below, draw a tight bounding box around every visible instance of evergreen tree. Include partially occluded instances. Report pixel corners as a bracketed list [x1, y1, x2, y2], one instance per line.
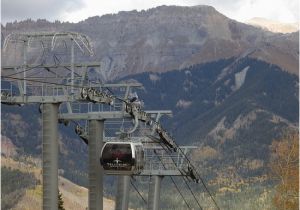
[58, 190, 65, 210]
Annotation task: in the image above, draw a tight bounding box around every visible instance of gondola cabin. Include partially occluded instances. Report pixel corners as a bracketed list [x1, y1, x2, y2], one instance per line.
[100, 142, 144, 175]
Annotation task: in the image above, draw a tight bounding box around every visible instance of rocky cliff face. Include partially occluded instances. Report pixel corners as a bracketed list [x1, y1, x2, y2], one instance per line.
[2, 5, 299, 80]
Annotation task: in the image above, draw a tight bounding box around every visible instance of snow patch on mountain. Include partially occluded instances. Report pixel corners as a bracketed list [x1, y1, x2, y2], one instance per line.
[149, 73, 161, 82]
[176, 99, 192, 109]
[232, 66, 249, 91]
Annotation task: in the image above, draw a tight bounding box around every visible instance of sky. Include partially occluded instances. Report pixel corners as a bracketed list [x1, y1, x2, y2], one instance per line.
[1, 0, 299, 25]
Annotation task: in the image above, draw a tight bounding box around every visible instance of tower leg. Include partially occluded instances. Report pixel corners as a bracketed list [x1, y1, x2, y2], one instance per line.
[147, 176, 163, 210]
[115, 176, 130, 210]
[42, 103, 59, 210]
[88, 120, 104, 210]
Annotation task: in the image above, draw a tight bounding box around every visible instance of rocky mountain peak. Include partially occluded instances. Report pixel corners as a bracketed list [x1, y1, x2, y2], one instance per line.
[2, 5, 298, 80]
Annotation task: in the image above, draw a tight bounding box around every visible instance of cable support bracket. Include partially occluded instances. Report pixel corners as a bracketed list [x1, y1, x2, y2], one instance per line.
[74, 124, 89, 144]
[80, 87, 114, 105]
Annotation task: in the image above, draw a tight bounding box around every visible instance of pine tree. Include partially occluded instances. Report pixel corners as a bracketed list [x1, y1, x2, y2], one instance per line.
[58, 190, 65, 210]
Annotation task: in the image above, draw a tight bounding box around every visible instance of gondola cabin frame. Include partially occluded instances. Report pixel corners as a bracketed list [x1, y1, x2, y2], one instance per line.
[100, 142, 144, 175]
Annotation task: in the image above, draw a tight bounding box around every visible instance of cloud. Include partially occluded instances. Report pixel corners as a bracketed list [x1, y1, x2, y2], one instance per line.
[1, 0, 85, 23]
[61, 0, 193, 22]
[188, 0, 299, 23]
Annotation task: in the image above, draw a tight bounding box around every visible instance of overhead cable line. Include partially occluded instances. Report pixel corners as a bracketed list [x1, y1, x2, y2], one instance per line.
[130, 178, 147, 205]
[176, 148, 219, 207]
[153, 133, 220, 209]
[172, 142, 221, 210]
[2, 75, 131, 104]
[153, 149, 192, 210]
[4, 64, 43, 77]
[156, 145, 204, 210]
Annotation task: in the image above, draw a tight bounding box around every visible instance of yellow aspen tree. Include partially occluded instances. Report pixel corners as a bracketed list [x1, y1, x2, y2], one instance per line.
[269, 131, 299, 210]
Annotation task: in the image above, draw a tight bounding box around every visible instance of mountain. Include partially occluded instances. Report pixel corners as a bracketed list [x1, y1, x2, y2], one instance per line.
[1, 5, 299, 209]
[245, 17, 299, 34]
[120, 57, 298, 178]
[1, 153, 115, 210]
[2, 5, 299, 79]
[1, 105, 90, 186]
[2, 56, 297, 209]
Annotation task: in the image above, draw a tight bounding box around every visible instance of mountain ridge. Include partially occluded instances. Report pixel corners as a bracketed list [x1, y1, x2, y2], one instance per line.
[2, 5, 298, 79]
[245, 17, 299, 34]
